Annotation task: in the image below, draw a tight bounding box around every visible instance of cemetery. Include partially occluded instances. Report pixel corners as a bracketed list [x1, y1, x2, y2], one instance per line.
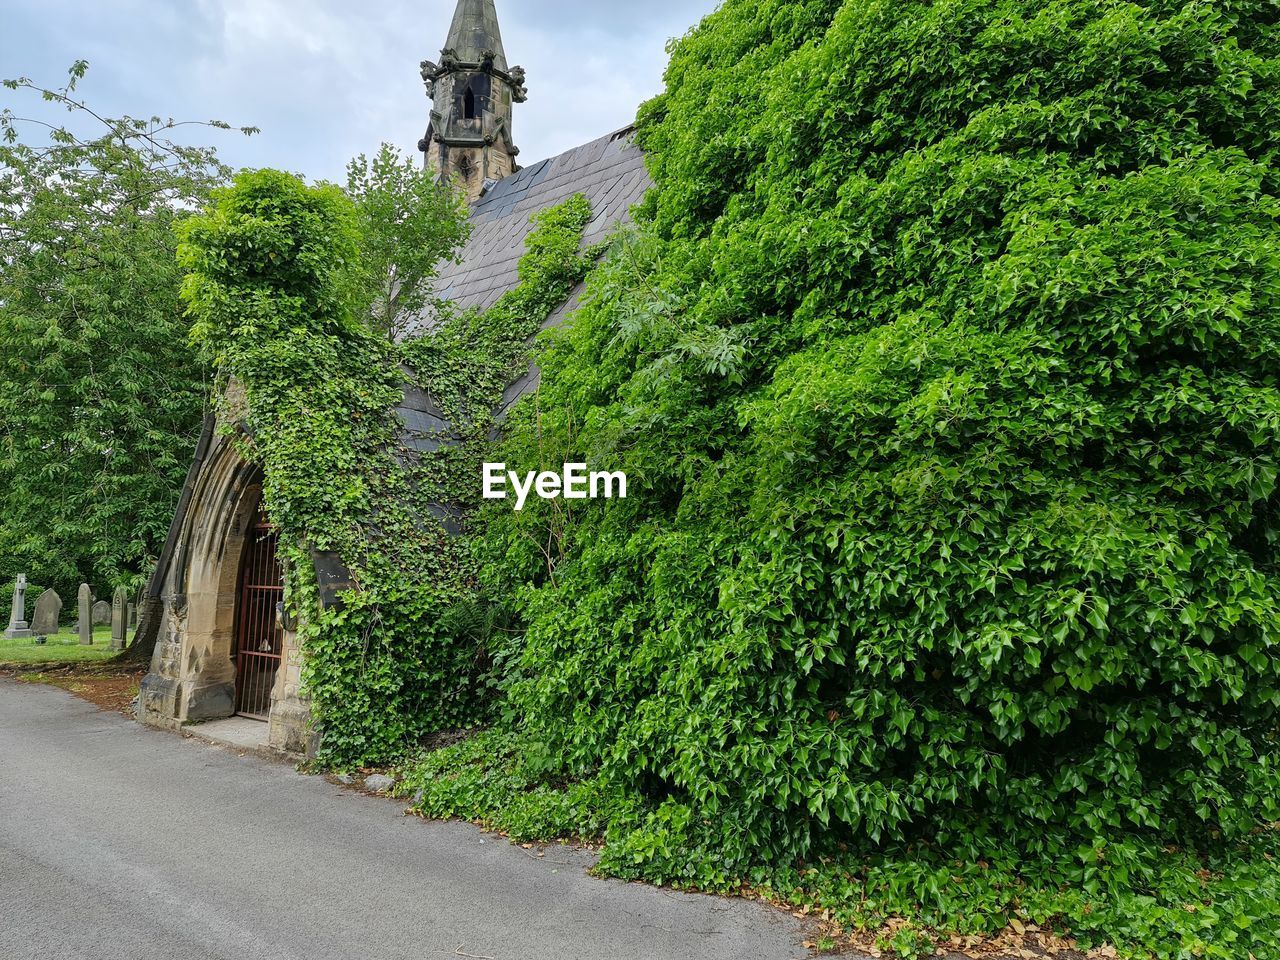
[3, 1, 1280, 958]
[1, 577, 137, 666]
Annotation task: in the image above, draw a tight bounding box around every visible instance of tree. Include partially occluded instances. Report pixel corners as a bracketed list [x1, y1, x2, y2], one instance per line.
[346, 143, 469, 338]
[0, 62, 255, 598]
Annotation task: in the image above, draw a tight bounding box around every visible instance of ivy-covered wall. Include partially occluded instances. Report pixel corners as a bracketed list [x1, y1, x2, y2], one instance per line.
[178, 168, 596, 763]
[174, 2, 1280, 954]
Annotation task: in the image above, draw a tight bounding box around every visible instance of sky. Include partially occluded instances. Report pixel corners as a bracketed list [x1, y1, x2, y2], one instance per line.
[0, 0, 719, 182]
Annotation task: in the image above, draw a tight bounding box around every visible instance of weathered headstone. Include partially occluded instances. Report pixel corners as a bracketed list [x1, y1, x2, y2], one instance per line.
[110, 587, 128, 651]
[127, 603, 137, 629]
[31, 588, 62, 636]
[91, 600, 111, 626]
[5, 575, 33, 639]
[78, 583, 92, 645]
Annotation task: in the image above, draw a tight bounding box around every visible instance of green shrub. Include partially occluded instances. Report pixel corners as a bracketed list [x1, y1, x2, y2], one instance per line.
[482, 0, 1280, 870]
[398, 733, 1280, 959]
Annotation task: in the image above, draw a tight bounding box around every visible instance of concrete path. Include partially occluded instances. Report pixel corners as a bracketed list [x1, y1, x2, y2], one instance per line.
[0, 679, 807, 960]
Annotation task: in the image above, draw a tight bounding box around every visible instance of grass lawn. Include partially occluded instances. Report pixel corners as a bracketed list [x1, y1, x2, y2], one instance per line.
[0, 626, 133, 665]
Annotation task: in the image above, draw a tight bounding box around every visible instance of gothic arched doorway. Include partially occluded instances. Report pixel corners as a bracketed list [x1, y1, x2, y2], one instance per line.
[137, 417, 314, 754]
[234, 514, 284, 720]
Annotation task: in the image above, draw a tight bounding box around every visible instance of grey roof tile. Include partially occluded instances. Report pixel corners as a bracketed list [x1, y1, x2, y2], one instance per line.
[404, 126, 650, 339]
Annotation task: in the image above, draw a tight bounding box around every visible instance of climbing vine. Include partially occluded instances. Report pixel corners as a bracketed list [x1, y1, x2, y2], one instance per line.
[179, 167, 595, 764]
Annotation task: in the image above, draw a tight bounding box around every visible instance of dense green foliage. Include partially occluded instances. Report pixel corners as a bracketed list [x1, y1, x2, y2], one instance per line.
[0, 63, 252, 598]
[179, 169, 399, 550]
[178, 168, 595, 763]
[398, 0, 1280, 955]
[304, 193, 597, 763]
[486, 0, 1280, 850]
[180, 168, 439, 762]
[398, 731, 1280, 958]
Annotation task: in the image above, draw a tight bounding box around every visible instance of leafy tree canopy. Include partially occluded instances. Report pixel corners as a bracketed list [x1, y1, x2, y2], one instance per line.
[346, 143, 470, 338]
[0, 62, 256, 599]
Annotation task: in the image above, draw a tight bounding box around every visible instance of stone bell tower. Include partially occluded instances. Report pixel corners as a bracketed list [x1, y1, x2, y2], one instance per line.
[418, 0, 527, 202]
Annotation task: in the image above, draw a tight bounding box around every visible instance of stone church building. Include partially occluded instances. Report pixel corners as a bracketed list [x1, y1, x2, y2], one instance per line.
[134, 0, 651, 753]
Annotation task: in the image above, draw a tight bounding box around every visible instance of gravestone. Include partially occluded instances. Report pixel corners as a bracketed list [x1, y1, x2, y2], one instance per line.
[78, 584, 92, 645]
[127, 603, 137, 629]
[110, 587, 128, 651]
[91, 600, 111, 626]
[31, 589, 62, 636]
[4, 575, 32, 639]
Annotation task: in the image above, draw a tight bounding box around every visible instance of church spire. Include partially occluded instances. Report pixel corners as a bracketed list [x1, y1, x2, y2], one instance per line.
[418, 0, 527, 202]
[444, 0, 508, 73]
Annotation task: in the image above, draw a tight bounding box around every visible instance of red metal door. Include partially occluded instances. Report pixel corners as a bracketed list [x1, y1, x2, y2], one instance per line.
[234, 518, 283, 720]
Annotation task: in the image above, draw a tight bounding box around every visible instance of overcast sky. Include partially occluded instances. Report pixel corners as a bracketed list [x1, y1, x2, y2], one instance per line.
[0, 0, 718, 182]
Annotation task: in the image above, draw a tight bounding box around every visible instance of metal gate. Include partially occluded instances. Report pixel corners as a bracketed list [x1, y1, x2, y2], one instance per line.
[234, 518, 283, 720]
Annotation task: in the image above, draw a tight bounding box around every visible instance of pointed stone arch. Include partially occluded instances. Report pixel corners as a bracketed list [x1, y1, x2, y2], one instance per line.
[137, 417, 312, 753]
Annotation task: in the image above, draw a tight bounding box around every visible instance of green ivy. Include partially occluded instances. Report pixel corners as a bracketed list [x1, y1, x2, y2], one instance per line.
[178, 168, 595, 764]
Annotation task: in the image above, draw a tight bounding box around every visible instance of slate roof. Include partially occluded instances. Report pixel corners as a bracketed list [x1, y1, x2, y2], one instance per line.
[406, 125, 651, 339]
[395, 380, 450, 454]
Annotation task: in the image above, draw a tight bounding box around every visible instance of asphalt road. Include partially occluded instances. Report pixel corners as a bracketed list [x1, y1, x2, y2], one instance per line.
[0, 679, 806, 960]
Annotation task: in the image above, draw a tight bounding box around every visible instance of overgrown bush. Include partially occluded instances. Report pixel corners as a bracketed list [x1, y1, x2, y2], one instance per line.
[480, 0, 1280, 880]
[397, 732, 1280, 958]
